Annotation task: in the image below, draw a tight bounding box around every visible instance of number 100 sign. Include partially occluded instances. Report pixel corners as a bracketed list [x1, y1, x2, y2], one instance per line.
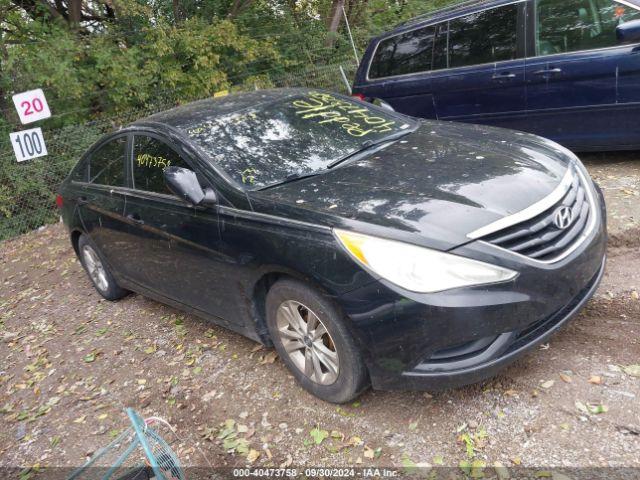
[10, 128, 48, 162]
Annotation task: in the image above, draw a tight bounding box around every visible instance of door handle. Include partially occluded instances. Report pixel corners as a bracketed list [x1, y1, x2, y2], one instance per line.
[492, 72, 516, 80]
[532, 67, 562, 75]
[126, 213, 144, 225]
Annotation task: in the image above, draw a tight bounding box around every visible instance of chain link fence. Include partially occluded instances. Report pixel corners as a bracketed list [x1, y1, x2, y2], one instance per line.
[0, 60, 358, 241]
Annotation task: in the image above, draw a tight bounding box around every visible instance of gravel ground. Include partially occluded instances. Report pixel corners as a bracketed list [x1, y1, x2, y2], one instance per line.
[0, 153, 639, 477]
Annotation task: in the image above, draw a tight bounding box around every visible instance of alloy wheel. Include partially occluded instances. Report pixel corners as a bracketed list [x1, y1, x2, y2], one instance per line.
[82, 245, 109, 292]
[276, 300, 339, 385]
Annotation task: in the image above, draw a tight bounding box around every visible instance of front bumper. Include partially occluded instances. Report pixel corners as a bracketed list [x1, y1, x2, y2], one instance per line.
[337, 187, 607, 391]
[398, 256, 604, 390]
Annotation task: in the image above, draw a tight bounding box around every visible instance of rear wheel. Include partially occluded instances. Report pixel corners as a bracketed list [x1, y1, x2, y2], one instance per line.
[265, 279, 369, 403]
[78, 234, 128, 301]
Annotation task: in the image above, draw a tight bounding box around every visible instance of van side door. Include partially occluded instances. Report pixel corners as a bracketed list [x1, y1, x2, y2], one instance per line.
[524, 0, 640, 149]
[430, 1, 528, 129]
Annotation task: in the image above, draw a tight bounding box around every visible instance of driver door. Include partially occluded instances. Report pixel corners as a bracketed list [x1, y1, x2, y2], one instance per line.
[122, 132, 239, 325]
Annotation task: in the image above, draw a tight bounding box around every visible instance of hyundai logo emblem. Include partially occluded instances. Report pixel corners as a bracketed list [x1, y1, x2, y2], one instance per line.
[554, 206, 573, 230]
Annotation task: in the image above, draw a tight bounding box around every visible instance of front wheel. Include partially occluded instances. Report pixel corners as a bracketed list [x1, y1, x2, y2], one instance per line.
[265, 279, 369, 403]
[78, 234, 128, 301]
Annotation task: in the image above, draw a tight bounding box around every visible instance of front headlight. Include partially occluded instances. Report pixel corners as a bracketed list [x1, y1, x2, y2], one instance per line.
[334, 229, 518, 293]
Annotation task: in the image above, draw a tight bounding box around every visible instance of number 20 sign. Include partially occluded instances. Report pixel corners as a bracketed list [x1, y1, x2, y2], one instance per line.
[10, 128, 48, 162]
[12, 88, 51, 124]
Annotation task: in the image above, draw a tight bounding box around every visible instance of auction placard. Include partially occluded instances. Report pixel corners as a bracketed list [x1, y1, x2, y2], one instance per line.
[12, 88, 51, 124]
[10, 127, 48, 162]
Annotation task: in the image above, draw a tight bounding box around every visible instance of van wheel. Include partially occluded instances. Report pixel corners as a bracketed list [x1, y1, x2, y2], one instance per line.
[78, 234, 128, 301]
[265, 279, 369, 403]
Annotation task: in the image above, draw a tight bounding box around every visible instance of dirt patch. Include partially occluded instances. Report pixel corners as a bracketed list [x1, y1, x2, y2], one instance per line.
[1, 220, 639, 473]
[582, 151, 640, 240]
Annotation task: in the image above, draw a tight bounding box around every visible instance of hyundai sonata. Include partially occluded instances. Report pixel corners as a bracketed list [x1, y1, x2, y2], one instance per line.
[57, 88, 607, 403]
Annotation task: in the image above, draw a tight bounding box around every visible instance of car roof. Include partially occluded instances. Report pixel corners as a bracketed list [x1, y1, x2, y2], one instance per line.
[135, 88, 312, 131]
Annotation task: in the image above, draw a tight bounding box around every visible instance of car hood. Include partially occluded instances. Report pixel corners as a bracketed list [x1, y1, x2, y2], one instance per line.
[252, 121, 574, 250]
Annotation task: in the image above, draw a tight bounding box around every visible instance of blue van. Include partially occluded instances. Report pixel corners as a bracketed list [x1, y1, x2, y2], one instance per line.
[352, 0, 640, 151]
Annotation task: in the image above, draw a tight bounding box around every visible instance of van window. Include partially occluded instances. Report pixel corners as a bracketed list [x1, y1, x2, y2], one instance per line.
[536, 0, 640, 55]
[369, 26, 436, 78]
[448, 3, 520, 68]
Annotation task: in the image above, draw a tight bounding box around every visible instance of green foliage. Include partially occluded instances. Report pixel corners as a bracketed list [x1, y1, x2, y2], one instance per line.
[0, 0, 463, 239]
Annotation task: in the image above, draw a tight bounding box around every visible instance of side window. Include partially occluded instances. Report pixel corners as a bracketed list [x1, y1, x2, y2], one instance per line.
[537, 0, 640, 55]
[448, 4, 520, 68]
[71, 158, 89, 182]
[369, 25, 436, 78]
[132, 135, 189, 195]
[86, 136, 126, 186]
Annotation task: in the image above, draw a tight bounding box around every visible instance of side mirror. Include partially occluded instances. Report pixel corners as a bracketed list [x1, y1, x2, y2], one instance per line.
[616, 19, 640, 44]
[164, 166, 217, 206]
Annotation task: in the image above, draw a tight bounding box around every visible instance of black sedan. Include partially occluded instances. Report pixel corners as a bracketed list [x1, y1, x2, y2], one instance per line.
[58, 88, 607, 403]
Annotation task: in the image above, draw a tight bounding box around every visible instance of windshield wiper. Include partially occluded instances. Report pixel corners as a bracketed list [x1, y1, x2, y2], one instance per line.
[258, 171, 321, 191]
[326, 128, 416, 169]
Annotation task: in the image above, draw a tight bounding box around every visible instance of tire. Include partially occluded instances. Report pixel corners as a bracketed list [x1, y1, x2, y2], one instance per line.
[265, 278, 369, 403]
[78, 234, 128, 301]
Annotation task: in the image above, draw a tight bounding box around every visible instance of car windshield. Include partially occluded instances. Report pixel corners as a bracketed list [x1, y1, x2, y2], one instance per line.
[182, 91, 414, 189]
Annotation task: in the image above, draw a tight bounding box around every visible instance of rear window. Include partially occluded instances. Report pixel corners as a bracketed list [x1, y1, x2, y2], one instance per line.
[369, 26, 436, 79]
[183, 92, 412, 190]
[73, 136, 126, 186]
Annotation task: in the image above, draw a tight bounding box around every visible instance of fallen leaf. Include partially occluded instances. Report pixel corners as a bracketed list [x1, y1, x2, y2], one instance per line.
[535, 471, 552, 478]
[622, 365, 640, 378]
[260, 351, 278, 365]
[588, 375, 602, 385]
[587, 403, 608, 415]
[309, 427, 329, 445]
[83, 352, 96, 363]
[559, 373, 572, 383]
[364, 446, 375, 459]
[575, 401, 589, 414]
[237, 424, 248, 433]
[247, 449, 260, 463]
[541, 380, 555, 389]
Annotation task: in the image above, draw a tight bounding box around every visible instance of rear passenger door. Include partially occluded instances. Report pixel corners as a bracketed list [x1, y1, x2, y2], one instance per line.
[525, 0, 640, 149]
[71, 135, 132, 277]
[431, 2, 528, 129]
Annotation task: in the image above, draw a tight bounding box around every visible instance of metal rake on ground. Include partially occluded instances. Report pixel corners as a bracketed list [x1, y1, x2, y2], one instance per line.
[67, 408, 185, 480]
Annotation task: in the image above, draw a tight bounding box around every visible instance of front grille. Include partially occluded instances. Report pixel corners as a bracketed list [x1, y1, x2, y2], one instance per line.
[482, 166, 592, 261]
